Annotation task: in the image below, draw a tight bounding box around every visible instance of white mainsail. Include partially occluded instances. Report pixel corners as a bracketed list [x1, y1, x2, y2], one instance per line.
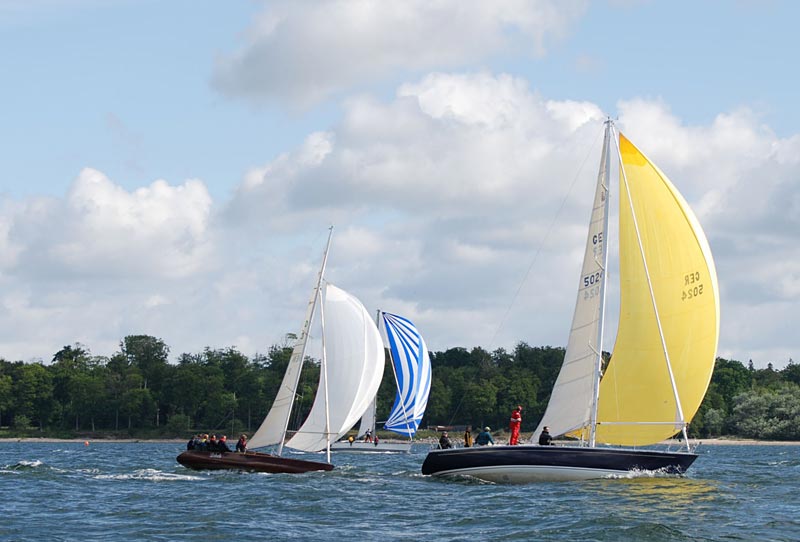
[285, 283, 385, 452]
[533, 123, 611, 442]
[356, 398, 377, 439]
[247, 230, 331, 451]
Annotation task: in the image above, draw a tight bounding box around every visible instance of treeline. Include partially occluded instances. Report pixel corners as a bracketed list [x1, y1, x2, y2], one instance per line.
[1, 336, 799, 440]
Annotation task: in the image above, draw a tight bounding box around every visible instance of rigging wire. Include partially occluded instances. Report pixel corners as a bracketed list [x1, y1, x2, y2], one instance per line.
[486, 122, 607, 350]
[446, 121, 608, 427]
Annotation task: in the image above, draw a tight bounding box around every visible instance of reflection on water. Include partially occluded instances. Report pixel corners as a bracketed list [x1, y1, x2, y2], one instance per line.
[595, 476, 720, 510]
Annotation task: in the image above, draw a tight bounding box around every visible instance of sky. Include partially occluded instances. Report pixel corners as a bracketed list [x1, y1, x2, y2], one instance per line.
[1, 0, 798, 369]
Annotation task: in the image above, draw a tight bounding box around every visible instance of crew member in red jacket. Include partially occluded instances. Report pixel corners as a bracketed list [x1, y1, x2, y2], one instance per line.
[509, 405, 523, 445]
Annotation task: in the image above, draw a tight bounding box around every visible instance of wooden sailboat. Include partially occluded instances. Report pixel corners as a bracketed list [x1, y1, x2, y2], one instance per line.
[421, 119, 719, 482]
[331, 311, 432, 453]
[177, 227, 385, 473]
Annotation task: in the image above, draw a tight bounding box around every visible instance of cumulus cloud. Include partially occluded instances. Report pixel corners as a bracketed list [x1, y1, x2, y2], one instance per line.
[5, 168, 214, 280]
[220, 73, 800, 367]
[211, 0, 588, 107]
[2, 72, 799, 368]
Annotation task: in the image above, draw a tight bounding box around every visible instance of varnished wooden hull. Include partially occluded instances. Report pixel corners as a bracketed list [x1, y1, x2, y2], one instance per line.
[176, 450, 334, 474]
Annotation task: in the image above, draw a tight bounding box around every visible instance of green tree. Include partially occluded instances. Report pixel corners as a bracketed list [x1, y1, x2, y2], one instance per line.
[0, 372, 12, 427]
[12, 363, 54, 430]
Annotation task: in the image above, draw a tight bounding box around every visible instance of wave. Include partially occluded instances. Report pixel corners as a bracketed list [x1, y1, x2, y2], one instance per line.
[94, 468, 203, 482]
[1, 459, 44, 471]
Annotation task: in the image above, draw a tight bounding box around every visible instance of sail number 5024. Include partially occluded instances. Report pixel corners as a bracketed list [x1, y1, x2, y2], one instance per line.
[682, 271, 703, 301]
[583, 272, 601, 288]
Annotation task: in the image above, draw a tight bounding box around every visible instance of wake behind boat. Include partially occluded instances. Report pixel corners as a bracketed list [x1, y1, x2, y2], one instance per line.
[422, 119, 718, 483]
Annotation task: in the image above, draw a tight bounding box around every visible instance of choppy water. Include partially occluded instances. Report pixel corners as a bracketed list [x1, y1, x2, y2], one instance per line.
[1, 442, 798, 541]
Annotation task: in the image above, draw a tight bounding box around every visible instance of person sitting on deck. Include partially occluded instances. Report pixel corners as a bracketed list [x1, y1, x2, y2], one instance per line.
[236, 434, 248, 453]
[438, 431, 453, 449]
[475, 427, 495, 446]
[538, 426, 554, 446]
[216, 435, 231, 452]
[373, 434, 380, 447]
[208, 434, 218, 451]
[187, 434, 197, 450]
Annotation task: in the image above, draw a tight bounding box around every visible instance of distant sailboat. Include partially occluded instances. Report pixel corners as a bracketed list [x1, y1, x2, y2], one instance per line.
[332, 311, 432, 453]
[422, 119, 719, 482]
[177, 227, 385, 473]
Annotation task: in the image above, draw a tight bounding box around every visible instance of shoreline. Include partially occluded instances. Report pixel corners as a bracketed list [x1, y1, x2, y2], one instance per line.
[2, 437, 799, 445]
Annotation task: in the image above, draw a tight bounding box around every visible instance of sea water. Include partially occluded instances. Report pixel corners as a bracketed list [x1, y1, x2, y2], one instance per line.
[1, 442, 798, 541]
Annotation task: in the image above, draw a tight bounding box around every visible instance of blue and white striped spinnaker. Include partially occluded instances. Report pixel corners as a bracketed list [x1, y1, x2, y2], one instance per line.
[381, 312, 432, 437]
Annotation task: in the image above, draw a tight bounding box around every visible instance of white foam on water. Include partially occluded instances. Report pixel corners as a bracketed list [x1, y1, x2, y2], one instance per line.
[94, 468, 202, 482]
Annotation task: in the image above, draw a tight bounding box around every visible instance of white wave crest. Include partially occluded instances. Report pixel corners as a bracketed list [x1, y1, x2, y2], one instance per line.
[95, 468, 202, 482]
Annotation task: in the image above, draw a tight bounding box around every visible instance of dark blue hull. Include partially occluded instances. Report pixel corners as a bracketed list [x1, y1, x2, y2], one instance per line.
[421, 445, 697, 483]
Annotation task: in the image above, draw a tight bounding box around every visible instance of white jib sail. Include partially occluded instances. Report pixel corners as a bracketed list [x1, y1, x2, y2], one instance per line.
[285, 283, 385, 452]
[534, 123, 612, 441]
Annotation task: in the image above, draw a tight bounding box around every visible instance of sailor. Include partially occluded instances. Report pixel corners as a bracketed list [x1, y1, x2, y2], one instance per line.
[539, 426, 554, 446]
[475, 427, 494, 446]
[373, 434, 379, 447]
[216, 435, 231, 452]
[438, 431, 453, 449]
[347, 435, 355, 446]
[236, 434, 248, 453]
[509, 405, 523, 445]
[364, 429, 372, 443]
[463, 426, 473, 448]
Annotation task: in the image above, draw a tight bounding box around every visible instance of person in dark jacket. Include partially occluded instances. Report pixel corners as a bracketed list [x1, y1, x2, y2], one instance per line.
[187, 435, 196, 450]
[438, 431, 453, 449]
[475, 427, 495, 446]
[538, 426, 554, 446]
[236, 434, 247, 453]
[217, 435, 231, 452]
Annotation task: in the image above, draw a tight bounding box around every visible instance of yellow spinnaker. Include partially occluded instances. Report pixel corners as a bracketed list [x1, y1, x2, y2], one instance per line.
[595, 134, 719, 446]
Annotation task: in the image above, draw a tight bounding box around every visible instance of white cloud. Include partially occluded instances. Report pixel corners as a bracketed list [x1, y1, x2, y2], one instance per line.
[10, 168, 215, 280]
[211, 0, 588, 107]
[2, 72, 799, 369]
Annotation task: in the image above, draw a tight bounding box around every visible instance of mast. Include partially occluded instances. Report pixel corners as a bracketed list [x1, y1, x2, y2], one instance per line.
[368, 310, 381, 436]
[320, 282, 331, 463]
[588, 119, 613, 447]
[277, 226, 334, 456]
